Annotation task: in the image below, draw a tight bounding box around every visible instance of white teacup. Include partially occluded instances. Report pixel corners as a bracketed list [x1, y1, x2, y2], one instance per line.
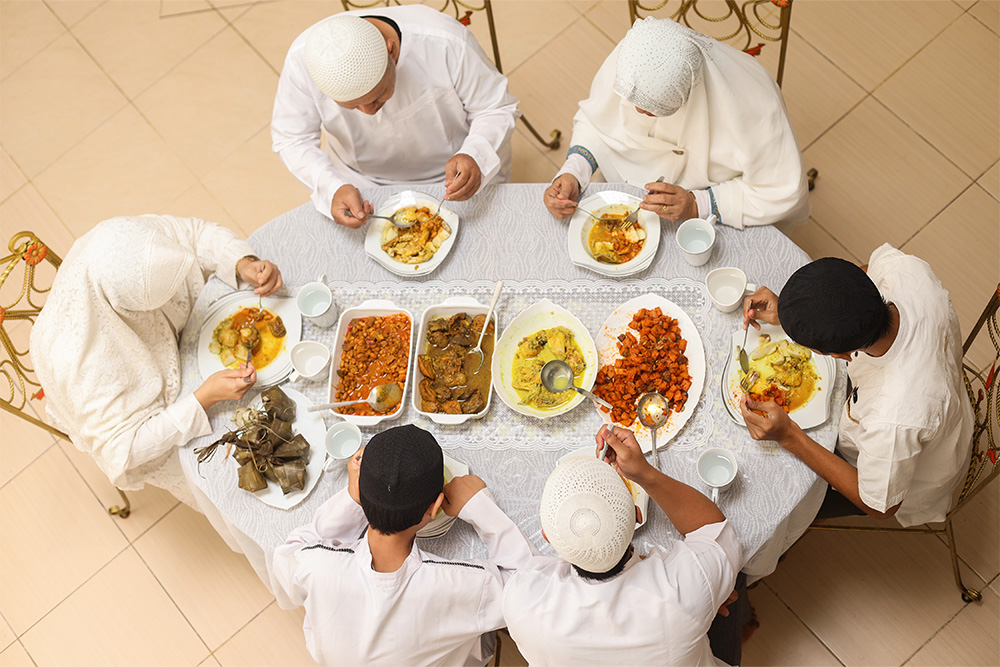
[706, 267, 757, 313]
[697, 448, 738, 503]
[323, 421, 362, 472]
[296, 275, 338, 328]
[289, 341, 330, 382]
[675, 215, 717, 266]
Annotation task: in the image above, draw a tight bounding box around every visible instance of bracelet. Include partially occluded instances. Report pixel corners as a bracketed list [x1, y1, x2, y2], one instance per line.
[237, 254, 261, 267]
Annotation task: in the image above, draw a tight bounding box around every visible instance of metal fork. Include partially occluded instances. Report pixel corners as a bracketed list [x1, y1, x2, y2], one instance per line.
[740, 370, 759, 395]
[618, 207, 641, 231]
[579, 208, 622, 224]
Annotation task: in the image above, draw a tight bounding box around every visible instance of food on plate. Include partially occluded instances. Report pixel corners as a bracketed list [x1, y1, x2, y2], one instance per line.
[594, 307, 691, 427]
[194, 387, 310, 495]
[418, 313, 494, 415]
[209, 306, 286, 370]
[511, 326, 586, 409]
[335, 314, 410, 416]
[740, 334, 819, 412]
[587, 210, 646, 264]
[380, 206, 452, 264]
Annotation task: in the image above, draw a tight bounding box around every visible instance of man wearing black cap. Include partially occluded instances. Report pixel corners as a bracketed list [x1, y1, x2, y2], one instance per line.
[739, 244, 973, 525]
[271, 424, 535, 665]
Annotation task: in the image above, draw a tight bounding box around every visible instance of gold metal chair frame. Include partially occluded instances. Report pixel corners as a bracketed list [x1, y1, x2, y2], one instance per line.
[810, 284, 1000, 603]
[340, 0, 561, 149]
[1, 232, 131, 518]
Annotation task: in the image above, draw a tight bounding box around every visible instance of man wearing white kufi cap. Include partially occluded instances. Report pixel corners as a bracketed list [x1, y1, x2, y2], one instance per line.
[272, 6, 519, 227]
[544, 17, 810, 231]
[504, 426, 745, 665]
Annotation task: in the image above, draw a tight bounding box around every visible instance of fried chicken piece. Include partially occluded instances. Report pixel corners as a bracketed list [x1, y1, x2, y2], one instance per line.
[441, 400, 462, 414]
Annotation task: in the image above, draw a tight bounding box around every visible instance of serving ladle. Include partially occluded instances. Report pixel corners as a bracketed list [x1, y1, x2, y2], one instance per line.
[637, 392, 670, 470]
[539, 359, 613, 410]
[307, 383, 403, 414]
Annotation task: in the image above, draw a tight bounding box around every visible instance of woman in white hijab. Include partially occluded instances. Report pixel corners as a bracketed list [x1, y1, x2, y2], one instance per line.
[544, 17, 810, 229]
[30, 215, 282, 506]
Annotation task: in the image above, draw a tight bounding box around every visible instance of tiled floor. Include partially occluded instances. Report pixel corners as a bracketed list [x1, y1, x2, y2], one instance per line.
[1, 1, 997, 665]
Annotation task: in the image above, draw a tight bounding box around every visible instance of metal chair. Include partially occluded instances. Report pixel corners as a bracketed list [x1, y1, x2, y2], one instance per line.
[0, 231, 131, 518]
[340, 0, 561, 149]
[810, 284, 1000, 603]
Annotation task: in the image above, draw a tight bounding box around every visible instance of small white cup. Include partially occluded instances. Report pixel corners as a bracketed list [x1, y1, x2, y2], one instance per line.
[675, 215, 717, 266]
[289, 341, 330, 382]
[697, 448, 738, 503]
[296, 275, 338, 328]
[323, 421, 362, 473]
[706, 267, 757, 313]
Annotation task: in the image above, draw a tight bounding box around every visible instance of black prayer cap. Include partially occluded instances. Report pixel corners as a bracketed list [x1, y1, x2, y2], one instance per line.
[359, 424, 443, 511]
[777, 257, 888, 354]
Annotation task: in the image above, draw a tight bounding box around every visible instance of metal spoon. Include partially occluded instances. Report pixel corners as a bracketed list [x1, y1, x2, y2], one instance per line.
[469, 280, 503, 374]
[737, 325, 751, 375]
[539, 359, 613, 410]
[637, 392, 670, 470]
[307, 383, 403, 413]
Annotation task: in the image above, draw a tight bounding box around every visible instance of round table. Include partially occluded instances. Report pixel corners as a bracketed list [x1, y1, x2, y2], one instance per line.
[178, 183, 845, 604]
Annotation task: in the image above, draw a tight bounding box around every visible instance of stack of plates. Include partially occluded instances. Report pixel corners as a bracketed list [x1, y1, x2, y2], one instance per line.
[416, 453, 469, 539]
[567, 191, 660, 277]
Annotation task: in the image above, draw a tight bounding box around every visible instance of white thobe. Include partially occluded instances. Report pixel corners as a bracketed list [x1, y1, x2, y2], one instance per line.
[503, 520, 741, 666]
[272, 5, 519, 219]
[837, 244, 974, 526]
[271, 488, 537, 666]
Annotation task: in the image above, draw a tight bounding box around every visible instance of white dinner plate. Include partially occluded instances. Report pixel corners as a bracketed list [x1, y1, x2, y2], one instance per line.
[416, 453, 469, 539]
[364, 190, 459, 277]
[557, 446, 650, 529]
[594, 293, 706, 452]
[721, 323, 836, 429]
[197, 291, 301, 386]
[567, 191, 660, 277]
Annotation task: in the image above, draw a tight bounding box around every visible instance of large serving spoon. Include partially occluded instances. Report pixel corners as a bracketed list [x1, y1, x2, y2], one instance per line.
[637, 392, 670, 470]
[307, 383, 403, 414]
[469, 280, 503, 374]
[539, 359, 613, 410]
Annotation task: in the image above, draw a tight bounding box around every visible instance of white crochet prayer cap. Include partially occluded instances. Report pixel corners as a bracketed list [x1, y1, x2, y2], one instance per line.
[305, 15, 388, 102]
[541, 456, 636, 573]
[613, 17, 707, 117]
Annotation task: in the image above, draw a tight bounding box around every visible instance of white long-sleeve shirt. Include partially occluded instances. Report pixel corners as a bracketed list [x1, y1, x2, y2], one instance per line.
[503, 520, 741, 666]
[272, 487, 537, 666]
[272, 5, 520, 219]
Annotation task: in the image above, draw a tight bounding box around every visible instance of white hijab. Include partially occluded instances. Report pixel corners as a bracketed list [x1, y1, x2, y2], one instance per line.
[32, 217, 218, 488]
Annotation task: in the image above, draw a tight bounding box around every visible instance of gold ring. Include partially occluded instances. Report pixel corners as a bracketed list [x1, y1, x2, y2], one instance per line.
[662, 204, 667, 213]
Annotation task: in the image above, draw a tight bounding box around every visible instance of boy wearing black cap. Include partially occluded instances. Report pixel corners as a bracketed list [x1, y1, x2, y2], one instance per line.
[271, 424, 535, 666]
[739, 244, 973, 526]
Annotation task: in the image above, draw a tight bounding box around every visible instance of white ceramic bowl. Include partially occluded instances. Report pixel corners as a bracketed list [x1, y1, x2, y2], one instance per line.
[363, 190, 459, 277]
[567, 191, 660, 277]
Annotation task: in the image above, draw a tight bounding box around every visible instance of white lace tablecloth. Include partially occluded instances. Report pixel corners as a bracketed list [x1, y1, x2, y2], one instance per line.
[178, 183, 844, 600]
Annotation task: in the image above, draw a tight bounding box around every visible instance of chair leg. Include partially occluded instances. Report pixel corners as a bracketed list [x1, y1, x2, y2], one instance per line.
[807, 168, 818, 191]
[109, 488, 131, 519]
[519, 115, 561, 150]
[494, 629, 502, 666]
[945, 519, 981, 603]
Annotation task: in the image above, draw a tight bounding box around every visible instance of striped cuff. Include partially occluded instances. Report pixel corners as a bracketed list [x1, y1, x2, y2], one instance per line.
[708, 187, 721, 223]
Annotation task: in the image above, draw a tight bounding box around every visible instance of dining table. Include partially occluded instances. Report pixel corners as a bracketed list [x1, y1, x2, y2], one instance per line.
[177, 182, 846, 606]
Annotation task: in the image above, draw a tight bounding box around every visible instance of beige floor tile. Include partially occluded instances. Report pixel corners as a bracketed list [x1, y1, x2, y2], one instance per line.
[0, 641, 31, 667]
[0, 148, 27, 202]
[507, 18, 615, 154]
[44, 0, 105, 27]
[955, 0, 977, 9]
[20, 547, 210, 665]
[0, 184, 77, 259]
[199, 654, 222, 666]
[0, 613, 14, 652]
[781, 217, 862, 265]
[497, 628, 527, 667]
[792, 1, 963, 91]
[511, 126, 561, 184]
[467, 1, 583, 75]
[969, 0, 1000, 33]
[33, 105, 198, 236]
[214, 602, 313, 666]
[0, 447, 128, 634]
[979, 161, 999, 199]
[0, 32, 128, 178]
[134, 503, 274, 650]
[161, 0, 223, 17]
[73, 0, 226, 99]
[167, 182, 239, 230]
[875, 14, 999, 179]
[200, 127, 309, 237]
[901, 183, 1000, 371]
[0, 0, 66, 79]
[742, 582, 840, 666]
[947, 476, 999, 587]
[0, 405, 55, 489]
[228, 0, 343, 72]
[767, 530, 983, 666]
[803, 96, 969, 262]
[583, 0, 633, 44]
[134, 28, 276, 177]
[906, 584, 1000, 665]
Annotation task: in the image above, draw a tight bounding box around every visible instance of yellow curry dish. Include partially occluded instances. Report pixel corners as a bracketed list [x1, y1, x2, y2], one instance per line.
[741, 334, 820, 412]
[209, 306, 286, 371]
[380, 206, 452, 264]
[587, 209, 646, 265]
[511, 326, 587, 409]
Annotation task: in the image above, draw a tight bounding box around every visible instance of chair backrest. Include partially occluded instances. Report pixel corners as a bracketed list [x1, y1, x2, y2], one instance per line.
[627, 0, 795, 86]
[0, 231, 69, 441]
[950, 284, 1000, 517]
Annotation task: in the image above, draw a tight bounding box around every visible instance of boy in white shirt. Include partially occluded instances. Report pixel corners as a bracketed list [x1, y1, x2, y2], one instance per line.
[272, 424, 535, 665]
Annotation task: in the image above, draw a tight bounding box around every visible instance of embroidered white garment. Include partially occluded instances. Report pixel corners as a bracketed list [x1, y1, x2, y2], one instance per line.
[272, 5, 520, 219]
[30, 215, 252, 493]
[557, 18, 810, 229]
